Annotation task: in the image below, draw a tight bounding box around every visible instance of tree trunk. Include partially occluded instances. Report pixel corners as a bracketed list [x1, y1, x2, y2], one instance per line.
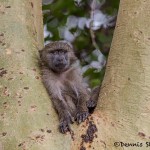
[1, 0, 150, 150]
[0, 0, 73, 150]
[70, 0, 150, 149]
[98, 0, 150, 148]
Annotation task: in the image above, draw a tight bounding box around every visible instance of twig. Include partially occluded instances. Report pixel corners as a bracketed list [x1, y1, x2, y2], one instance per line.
[89, 0, 101, 51]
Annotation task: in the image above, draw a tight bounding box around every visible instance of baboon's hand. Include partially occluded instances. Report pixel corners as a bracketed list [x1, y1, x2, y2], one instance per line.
[59, 113, 74, 134]
[87, 99, 97, 108]
[76, 111, 89, 124]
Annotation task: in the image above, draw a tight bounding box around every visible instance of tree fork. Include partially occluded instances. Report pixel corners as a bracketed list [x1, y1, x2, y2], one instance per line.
[1, 0, 150, 150]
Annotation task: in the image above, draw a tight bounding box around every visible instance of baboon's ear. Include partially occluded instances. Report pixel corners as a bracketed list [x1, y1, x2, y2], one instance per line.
[69, 51, 78, 64]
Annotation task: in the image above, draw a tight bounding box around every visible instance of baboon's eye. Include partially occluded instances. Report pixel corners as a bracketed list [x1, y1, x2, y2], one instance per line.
[57, 49, 67, 54]
[63, 50, 67, 54]
[49, 50, 58, 54]
[49, 50, 67, 55]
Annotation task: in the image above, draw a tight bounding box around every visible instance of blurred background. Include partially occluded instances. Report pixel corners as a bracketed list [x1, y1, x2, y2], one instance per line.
[42, 0, 120, 89]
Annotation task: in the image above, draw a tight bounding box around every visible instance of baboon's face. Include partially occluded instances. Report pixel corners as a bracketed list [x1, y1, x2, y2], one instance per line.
[46, 49, 70, 72]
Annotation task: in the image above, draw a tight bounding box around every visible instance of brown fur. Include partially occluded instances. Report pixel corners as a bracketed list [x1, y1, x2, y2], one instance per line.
[39, 41, 90, 133]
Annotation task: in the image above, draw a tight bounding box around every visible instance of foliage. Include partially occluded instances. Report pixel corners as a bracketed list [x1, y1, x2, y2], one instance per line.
[42, 0, 120, 88]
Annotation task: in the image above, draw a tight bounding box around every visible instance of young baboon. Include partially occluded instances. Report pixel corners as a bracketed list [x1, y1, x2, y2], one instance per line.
[39, 41, 90, 133]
